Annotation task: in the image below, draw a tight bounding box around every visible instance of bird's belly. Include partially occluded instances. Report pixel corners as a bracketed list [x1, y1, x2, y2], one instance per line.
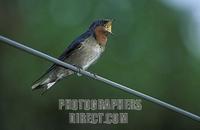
[65, 45, 102, 70]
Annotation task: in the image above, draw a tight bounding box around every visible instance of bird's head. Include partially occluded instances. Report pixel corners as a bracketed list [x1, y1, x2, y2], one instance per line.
[89, 19, 113, 45]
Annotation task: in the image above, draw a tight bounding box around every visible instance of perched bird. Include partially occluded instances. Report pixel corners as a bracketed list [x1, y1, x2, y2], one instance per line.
[32, 19, 113, 93]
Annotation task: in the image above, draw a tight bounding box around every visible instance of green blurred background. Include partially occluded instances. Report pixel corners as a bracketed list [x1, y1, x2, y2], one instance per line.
[0, 0, 200, 129]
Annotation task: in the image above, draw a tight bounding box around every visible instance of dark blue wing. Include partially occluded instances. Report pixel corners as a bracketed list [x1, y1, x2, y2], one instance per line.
[58, 30, 91, 61]
[33, 30, 92, 84]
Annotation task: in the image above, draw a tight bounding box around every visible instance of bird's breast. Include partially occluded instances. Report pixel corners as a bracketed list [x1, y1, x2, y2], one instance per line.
[65, 36, 104, 70]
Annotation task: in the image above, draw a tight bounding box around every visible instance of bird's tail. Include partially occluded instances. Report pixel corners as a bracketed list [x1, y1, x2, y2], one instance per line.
[31, 78, 57, 95]
[32, 67, 74, 94]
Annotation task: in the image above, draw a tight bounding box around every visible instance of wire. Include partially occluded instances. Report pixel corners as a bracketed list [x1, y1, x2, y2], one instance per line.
[0, 35, 200, 122]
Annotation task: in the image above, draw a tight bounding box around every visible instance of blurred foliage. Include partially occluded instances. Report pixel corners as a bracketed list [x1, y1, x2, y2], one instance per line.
[0, 0, 200, 130]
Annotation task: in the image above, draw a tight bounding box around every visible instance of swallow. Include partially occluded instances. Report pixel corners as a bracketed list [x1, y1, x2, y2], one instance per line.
[32, 19, 113, 93]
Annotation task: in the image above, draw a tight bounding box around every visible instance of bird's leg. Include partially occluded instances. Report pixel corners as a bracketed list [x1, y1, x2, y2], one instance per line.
[76, 67, 82, 77]
[72, 64, 82, 76]
[93, 72, 98, 79]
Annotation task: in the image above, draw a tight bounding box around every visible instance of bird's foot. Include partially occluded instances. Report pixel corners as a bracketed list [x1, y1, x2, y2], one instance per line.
[72, 64, 82, 76]
[76, 68, 82, 76]
[93, 73, 98, 79]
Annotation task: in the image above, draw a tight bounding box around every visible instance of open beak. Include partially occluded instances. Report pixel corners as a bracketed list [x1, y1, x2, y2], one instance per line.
[104, 19, 113, 34]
